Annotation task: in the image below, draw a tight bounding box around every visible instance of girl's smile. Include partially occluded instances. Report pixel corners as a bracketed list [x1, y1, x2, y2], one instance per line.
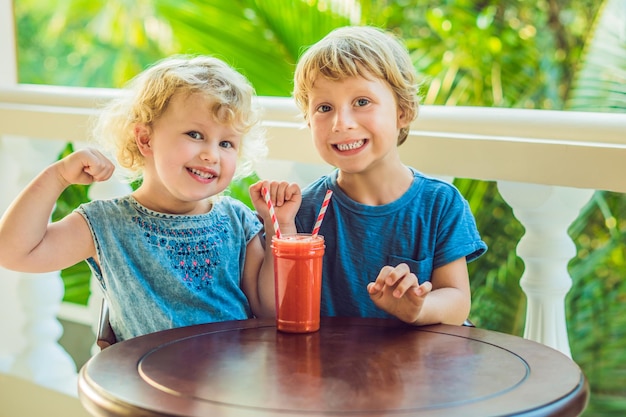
[188, 166, 218, 182]
[133, 92, 241, 214]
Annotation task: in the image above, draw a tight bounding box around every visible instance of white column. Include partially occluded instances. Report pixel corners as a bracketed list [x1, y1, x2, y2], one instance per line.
[0, 0, 17, 85]
[0, 136, 77, 395]
[497, 181, 594, 357]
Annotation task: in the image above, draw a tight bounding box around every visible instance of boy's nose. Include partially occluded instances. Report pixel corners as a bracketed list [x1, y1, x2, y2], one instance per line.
[332, 108, 357, 132]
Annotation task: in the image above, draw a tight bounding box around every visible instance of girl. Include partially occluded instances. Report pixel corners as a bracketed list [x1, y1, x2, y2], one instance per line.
[0, 55, 298, 341]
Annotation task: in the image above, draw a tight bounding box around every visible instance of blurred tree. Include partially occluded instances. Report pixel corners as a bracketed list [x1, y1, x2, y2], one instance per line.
[16, 0, 172, 87]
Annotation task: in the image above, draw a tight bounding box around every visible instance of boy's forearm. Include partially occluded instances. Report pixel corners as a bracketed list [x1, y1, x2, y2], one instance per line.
[414, 288, 471, 326]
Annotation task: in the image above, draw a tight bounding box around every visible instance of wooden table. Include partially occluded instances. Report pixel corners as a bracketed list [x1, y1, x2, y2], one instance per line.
[78, 317, 589, 417]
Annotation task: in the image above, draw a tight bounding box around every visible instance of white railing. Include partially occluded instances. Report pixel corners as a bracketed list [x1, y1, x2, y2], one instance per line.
[1, 84, 626, 399]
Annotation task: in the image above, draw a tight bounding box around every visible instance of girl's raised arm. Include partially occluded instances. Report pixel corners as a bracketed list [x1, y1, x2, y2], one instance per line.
[0, 148, 115, 273]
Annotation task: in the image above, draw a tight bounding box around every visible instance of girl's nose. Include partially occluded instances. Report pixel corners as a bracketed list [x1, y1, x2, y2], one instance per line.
[200, 143, 219, 162]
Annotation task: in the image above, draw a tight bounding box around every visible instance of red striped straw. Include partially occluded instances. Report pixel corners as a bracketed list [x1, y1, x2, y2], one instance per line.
[311, 190, 333, 237]
[262, 187, 281, 239]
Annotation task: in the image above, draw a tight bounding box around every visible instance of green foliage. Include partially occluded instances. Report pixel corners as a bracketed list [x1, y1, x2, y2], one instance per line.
[566, 0, 626, 112]
[60, 261, 92, 305]
[15, 0, 171, 87]
[225, 174, 260, 209]
[377, 0, 600, 108]
[568, 191, 626, 407]
[155, 0, 357, 96]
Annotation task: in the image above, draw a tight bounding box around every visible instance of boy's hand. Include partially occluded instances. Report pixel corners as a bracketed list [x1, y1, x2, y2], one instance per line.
[249, 180, 301, 236]
[56, 148, 115, 187]
[367, 263, 433, 324]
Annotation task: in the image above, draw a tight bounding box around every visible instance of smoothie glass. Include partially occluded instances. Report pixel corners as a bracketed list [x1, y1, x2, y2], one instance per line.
[271, 234, 325, 333]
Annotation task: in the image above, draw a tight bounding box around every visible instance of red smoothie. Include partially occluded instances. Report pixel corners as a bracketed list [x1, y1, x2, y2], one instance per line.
[271, 234, 325, 333]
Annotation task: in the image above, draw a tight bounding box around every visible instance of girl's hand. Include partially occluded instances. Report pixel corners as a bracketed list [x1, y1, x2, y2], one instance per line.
[367, 263, 433, 324]
[249, 180, 301, 236]
[56, 148, 115, 187]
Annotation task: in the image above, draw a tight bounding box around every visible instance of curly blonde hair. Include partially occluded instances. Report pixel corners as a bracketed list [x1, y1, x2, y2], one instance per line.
[93, 55, 266, 181]
[293, 26, 419, 145]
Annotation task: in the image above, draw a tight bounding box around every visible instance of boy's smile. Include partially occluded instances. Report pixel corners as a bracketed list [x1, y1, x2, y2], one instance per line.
[335, 139, 366, 152]
[307, 72, 408, 176]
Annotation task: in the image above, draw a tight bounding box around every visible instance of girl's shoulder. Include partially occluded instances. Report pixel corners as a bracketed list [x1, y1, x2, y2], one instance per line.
[76, 195, 134, 216]
[213, 195, 262, 226]
[213, 195, 255, 214]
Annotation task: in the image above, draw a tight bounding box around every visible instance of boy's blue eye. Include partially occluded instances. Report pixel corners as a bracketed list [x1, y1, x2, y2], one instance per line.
[187, 131, 203, 140]
[317, 104, 332, 113]
[356, 98, 370, 107]
[219, 141, 234, 149]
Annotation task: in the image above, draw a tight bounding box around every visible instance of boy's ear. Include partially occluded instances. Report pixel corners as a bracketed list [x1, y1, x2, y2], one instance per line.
[397, 107, 411, 129]
[135, 124, 153, 156]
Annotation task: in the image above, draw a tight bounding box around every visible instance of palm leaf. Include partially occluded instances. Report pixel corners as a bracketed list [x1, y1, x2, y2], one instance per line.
[60, 262, 93, 305]
[566, 0, 626, 112]
[155, 0, 356, 96]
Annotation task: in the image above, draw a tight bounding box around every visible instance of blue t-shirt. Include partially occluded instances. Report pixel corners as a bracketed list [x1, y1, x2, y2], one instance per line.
[76, 195, 262, 341]
[295, 168, 487, 319]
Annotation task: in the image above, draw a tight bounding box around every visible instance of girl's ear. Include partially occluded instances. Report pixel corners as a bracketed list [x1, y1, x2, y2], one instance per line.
[135, 124, 153, 156]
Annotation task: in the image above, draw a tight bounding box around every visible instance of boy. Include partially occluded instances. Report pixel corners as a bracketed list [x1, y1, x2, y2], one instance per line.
[292, 26, 487, 326]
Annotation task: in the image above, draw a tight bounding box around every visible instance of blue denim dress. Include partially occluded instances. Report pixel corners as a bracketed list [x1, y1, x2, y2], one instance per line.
[76, 195, 262, 341]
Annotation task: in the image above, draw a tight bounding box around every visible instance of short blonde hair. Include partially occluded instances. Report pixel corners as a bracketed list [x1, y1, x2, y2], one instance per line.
[293, 26, 419, 145]
[93, 55, 266, 180]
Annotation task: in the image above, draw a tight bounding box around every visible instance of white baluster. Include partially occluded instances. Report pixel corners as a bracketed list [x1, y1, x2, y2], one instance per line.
[0, 136, 78, 395]
[0, 268, 23, 373]
[0, 136, 23, 373]
[497, 181, 594, 357]
[10, 272, 78, 395]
